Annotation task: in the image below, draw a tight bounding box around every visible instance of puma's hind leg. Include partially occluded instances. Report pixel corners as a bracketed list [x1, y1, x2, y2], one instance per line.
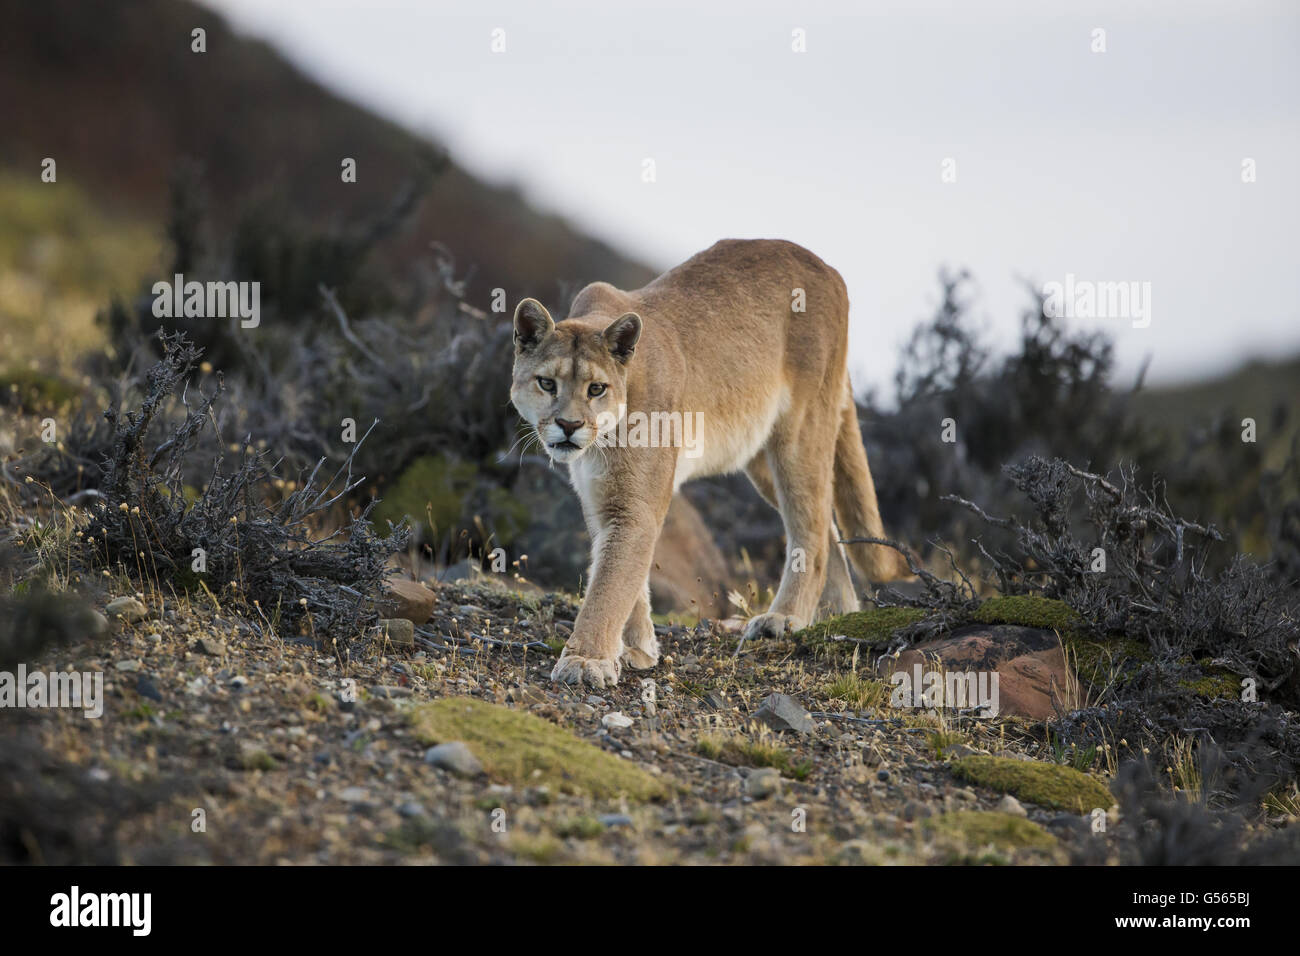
[745, 454, 856, 620]
[742, 410, 839, 642]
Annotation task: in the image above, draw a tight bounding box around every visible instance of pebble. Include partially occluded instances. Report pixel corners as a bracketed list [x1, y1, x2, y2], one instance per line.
[598, 814, 633, 828]
[423, 741, 484, 777]
[376, 618, 415, 647]
[115, 659, 142, 672]
[601, 711, 634, 730]
[197, 637, 226, 656]
[105, 596, 147, 623]
[998, 795, 1028, 817]
[752, 692, 815, 734]
[744, 768, 782, 800]
[903, 800, 933, 820]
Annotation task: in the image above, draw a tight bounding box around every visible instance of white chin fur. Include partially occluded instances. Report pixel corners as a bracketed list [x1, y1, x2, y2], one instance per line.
[546, 442, 585, 464]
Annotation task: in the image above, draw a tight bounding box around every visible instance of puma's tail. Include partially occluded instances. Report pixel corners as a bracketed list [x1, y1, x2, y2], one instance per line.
[832, 388, 912, 583]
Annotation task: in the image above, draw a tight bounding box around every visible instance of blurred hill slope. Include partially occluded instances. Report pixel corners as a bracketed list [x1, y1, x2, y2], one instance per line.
[0, 0, 655, 308]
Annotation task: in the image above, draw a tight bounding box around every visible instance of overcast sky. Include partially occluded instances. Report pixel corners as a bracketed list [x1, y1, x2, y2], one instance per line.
[205, 0, 1299, 395]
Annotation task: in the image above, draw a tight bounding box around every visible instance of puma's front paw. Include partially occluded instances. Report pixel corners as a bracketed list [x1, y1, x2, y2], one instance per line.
[551, 652, 621, 688]
[742, 612, 806, 642]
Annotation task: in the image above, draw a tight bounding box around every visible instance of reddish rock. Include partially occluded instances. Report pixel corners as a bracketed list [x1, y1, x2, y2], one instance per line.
[377, 578, 436, 625]
[650, 495, 730, 618]
[874, 624, 1077, 719]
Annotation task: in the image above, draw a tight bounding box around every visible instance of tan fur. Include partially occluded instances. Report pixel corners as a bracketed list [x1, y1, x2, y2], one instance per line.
[509, 239, 909, 688]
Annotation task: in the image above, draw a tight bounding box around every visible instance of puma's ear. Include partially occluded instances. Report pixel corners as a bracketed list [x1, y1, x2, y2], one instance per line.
[603, 311, 642, 363]
[513, 298, 555, 353]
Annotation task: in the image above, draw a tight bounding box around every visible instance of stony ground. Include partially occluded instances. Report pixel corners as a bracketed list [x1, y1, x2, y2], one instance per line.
[4, 567, 1194, 866]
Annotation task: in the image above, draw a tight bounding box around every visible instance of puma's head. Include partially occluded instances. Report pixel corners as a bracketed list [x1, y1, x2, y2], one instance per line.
[509, 298, 642, 464]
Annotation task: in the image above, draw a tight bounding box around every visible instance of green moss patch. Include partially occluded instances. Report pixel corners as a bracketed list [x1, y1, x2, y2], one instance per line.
[1063, 635, 1151, 688]
[696, 731, 812, 780]
[972, 595, 1082, 632]
[374, 454, 475, 537]
[924, 811, 1058, 854]
[953, 755, 1113, 812]
[410, 697, 669, 800]
[1179, 666, 1242, 700]
[796, 606, 928, 651]
[0, 367, 79, 410]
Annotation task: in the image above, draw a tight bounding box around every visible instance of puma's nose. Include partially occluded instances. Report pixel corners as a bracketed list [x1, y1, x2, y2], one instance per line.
[555, 418, 584, 437]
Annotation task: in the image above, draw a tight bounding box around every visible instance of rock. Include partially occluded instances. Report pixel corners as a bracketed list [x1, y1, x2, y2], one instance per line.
[598, 813, 633, 828]
[903, 800, 933, 821]
[196, 637, 226, 656]
[376, 618, 415, 647]
[875, 624, 1076, 720]
[752, 692, 815, 734]
[585, 694, 607, 707]
[649, 495, 731, 617]
[745, 768, 781, 800]
[369, 684, 413, 699]
[423, 741, 484, 777]
[88, 610, 109, 635]
[703, 691, 730, 710]
[998, 795, 1028, 817]
[439, 559, 478, 583]
[837, 839, 878, 865]
[134, 676, 162, 701]
[105, 596, 147, 623]
[339, 786, 371, 803]
[954, 787, 978, 802]
[601, 711, 634, 730]
[377, 578, 436, 624]
[1045, 813, 1090, 837]
[399, 801, 427, 818]
[877, 768, 892, 782]
[114, 659, 142, 672]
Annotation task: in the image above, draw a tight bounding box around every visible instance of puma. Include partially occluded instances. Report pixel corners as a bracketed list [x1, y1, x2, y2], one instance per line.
[510, 239, 910, 688]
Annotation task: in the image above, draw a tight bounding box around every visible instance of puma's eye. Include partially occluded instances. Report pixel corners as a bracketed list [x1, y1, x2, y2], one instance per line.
[588, 383, 607, 398]
[537, 377, 556, 393]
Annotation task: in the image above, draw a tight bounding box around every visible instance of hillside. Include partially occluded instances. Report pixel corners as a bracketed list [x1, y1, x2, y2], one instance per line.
[0, 0, 655, 310]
